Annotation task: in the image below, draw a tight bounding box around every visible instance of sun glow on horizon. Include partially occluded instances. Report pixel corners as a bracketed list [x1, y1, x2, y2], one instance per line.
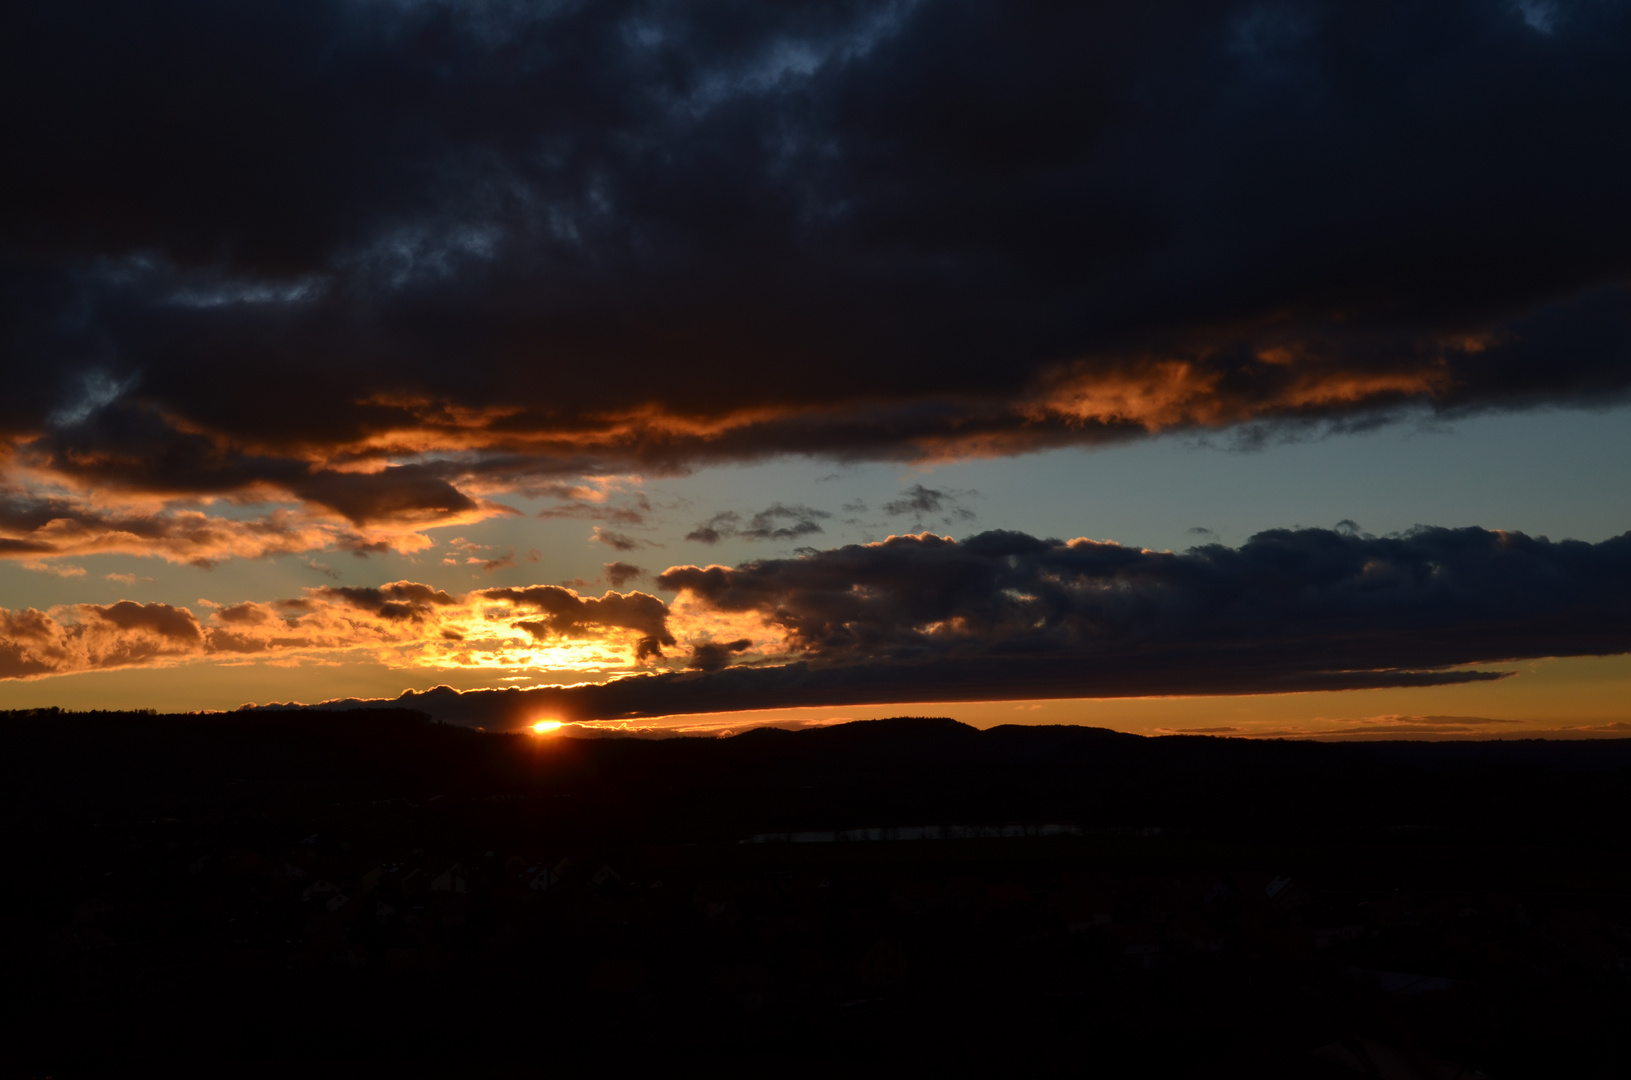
[531, 719, 564, 734]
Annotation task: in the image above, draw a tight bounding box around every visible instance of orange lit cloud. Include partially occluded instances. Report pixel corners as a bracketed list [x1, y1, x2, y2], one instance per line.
[0, 477, 510, 567]
[0, 581, 677, 682]
[1027, 339, 1457, 434]
[0, 498, 437, 567]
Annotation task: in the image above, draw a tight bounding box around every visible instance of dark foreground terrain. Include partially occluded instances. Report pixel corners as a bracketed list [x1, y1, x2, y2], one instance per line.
[6, 709, 1631, 1076]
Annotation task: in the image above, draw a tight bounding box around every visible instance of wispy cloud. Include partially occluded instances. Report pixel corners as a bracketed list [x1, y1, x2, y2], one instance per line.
[591, 526, 657, 552]
[22, 561, 86, 578]
[686, 504, 831, 544]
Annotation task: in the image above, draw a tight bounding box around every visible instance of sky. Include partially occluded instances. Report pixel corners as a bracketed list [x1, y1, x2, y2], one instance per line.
[3, 0, 1630, 738]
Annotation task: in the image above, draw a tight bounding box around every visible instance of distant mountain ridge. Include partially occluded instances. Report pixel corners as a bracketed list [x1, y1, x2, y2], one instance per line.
[6, 709, 1631, 845]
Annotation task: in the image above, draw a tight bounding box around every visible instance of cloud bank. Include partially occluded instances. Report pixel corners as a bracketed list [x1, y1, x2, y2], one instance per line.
[218, 524, 1631, 726]
[4, 1, 1631, 559]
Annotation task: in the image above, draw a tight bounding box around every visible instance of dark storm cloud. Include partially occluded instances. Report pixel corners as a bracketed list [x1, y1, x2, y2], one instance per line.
[268, 525, 1631, 726]
[4, 0, 1631, 530]
[657, 526, 1631, 673]
[288, 465, 484, 526]
[317, 582, 460, 621]
[687, 637, 754, 673]
[589, 527, 651, 552]
[603, 561, 646, 588]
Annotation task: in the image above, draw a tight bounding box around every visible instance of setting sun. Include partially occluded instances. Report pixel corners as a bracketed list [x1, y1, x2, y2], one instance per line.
[531, 719, 563, 734]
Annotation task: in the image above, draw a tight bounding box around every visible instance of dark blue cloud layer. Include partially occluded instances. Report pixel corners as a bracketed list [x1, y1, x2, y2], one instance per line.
[3, 1, 1631, 522]
[266, 524, 1631, 725]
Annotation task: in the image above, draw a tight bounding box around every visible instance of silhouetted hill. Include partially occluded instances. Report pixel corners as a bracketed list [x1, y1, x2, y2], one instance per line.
[7, 709, 1631, 845]
[9, 709, 1631, 1074]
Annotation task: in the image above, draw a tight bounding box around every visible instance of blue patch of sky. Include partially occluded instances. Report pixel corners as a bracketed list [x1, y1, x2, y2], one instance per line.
[636, 403, 1631, 565]
[5, 403, 1628, 611]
